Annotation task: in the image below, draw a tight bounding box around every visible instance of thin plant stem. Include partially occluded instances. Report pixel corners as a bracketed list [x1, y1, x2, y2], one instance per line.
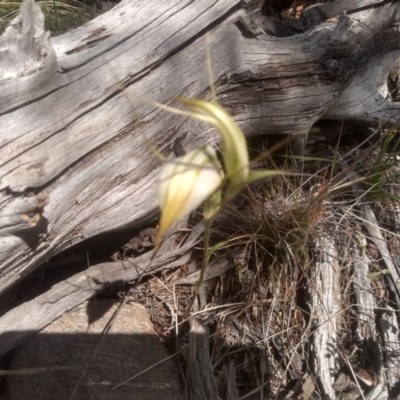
[183, 217, 213, 317]
[52, 0, 58, 33]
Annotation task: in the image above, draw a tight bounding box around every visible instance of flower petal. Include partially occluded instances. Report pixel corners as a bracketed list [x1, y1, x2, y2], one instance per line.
[156, 145, 223, 249]
[175, 98, 249, 192]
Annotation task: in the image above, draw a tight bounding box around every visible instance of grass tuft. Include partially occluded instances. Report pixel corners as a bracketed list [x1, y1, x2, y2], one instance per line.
[0, 0, 101, 36]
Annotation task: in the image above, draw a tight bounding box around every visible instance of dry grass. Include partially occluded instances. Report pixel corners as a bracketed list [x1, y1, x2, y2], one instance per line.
[0, 0, 101, 36]
[119, 126, 400, 399]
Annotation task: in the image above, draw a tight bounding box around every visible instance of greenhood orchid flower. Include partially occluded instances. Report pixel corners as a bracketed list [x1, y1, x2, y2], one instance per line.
[175, 98, 285, 194]
[155, 144, 223, 250]
[176, 98, 249, 198]
[153, 94, 286, 316]
[154, 97, 285, 253]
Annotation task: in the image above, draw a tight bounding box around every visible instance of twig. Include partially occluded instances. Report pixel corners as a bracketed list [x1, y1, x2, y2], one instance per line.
[69, 295, 129, 400]
[112, 349, 184, 390]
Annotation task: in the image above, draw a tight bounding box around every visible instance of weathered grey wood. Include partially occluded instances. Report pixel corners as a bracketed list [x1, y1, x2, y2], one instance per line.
[379, 306, 400, 390]
[218, 362, 238, 400]
[310, 237, 341, 399]
[352, 233, 377, 341]
[350, 181, 400, 307]
[0, 192, 48, 235]
[4, 300, 183, 399]
[0, 220, 204, 356]
[0, 0, 57, 82]
[1, 0, 400, 295]
[352, 234, 384, 393]
[187, 317, 219, 400]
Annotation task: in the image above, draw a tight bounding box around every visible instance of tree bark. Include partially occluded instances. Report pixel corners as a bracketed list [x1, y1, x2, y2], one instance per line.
[1, 0, 400, 294]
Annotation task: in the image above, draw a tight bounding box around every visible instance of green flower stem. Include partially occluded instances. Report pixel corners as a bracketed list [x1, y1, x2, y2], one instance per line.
[183, 216, 213, 317]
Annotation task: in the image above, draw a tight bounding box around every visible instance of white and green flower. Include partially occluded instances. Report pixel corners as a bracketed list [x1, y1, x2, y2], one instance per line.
[155, 144, 223, 249]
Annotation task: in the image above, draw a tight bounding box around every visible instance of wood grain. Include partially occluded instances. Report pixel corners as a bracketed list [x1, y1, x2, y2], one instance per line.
[1, 0, 400, 298]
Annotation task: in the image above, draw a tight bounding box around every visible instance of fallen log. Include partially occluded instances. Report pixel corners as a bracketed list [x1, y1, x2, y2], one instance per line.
[1, 0, 400, 296]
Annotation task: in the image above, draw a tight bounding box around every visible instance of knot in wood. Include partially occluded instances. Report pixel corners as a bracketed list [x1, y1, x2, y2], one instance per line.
[326, 59, 342, 75]
[321, 45, 352, 82]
